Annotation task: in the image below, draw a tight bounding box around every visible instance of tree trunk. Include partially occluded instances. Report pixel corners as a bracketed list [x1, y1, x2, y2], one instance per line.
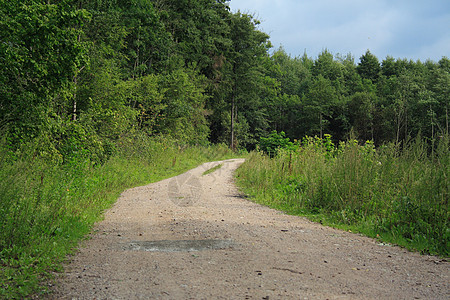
[230, 90, 236, 151]
[72, 65, 86, 121]
[72, 94, 77, 121]
[446, 106, 449, 135]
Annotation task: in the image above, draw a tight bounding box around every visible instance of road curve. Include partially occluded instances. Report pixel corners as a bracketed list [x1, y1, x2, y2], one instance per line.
[49, 159, 448, 299]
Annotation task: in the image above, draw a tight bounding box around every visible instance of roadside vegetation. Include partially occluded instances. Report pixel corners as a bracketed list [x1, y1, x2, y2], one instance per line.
[0, 135, 235, 299]
[203, 163, 224, 176]
[236, 132, 449, 257]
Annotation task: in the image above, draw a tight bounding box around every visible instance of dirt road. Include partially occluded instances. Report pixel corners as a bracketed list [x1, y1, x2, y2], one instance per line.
[50, 159, 448, 299]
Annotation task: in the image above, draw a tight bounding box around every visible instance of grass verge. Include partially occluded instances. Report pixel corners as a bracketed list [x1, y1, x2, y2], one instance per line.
[0, 136, 239, 299]
[202, 163, 223, 176]
[235, 136, 449, 258]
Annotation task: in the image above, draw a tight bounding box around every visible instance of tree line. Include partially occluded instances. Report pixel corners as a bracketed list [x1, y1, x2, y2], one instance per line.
[266, 48, 449, 147]
[1, 0, 448, 163]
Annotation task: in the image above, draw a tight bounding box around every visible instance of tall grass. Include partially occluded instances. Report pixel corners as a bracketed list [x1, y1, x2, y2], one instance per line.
[0, 135, 236, 299]
[236, 135, 449, 257]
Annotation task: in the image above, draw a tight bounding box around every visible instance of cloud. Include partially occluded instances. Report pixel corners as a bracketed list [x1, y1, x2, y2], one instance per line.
[229, 0, 450, 61]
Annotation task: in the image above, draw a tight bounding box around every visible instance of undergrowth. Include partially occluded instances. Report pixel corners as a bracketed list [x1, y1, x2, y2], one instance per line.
[0, 134, 236, 299]
[236, 134, 449, 257]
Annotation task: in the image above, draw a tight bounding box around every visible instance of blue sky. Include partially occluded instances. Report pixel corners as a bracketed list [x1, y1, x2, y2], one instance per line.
[229, 0, 450, 62]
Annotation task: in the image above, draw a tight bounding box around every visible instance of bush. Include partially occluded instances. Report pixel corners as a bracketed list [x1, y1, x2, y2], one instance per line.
[259, 130, 294, 156]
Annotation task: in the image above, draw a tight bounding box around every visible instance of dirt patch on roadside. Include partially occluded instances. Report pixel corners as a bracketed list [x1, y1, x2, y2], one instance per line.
[49, 159, 448, 299]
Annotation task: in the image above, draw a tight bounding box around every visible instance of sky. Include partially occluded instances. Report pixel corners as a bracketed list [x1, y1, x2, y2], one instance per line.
[228, 0, 450, 62]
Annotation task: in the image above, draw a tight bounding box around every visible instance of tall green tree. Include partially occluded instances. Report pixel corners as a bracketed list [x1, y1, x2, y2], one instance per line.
[348, 90, 376, 141]
[0, 0, 89, 140]
[357, 50, 381, 83]
[156, 68, 210, 144]
[155, 0, 231, 75]
[303, 75, 338, 138]
[264, 49, 310, 139]
[312, 49, 344, 84]
[225, 12, 271, 149]
[120, 0, 171, 77]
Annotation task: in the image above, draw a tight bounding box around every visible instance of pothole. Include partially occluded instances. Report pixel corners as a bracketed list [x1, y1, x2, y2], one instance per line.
[122, 239, 235, 252]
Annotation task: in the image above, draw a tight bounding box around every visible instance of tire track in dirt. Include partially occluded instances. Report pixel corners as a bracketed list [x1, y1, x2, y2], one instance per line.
[49, 159, 448, 299]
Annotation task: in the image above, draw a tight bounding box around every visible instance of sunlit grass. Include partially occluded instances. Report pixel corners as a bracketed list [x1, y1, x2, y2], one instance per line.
[202, 163, 223, 176]
[236, 135, 449, 257]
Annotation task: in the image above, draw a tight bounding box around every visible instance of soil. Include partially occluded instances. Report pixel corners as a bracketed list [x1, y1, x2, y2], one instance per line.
[49, 159, 449, 299]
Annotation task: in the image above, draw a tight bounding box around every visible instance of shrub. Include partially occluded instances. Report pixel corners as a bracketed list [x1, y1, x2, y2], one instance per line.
[259, 130, 294, 156]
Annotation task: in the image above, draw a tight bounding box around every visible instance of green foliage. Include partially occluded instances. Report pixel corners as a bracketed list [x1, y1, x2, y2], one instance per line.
[236, 135, 449, 257]
[157, 68, 210, 144]
[202, 163, 223, 176]
[3, 0, 448, 153]
[0, 0, 89, 139]
[158, 0, 232, 74]
[258, 130, 294, 156]
[302, 134, 337, 159]
[265, 49, 448, 146]
[357, 50, 381, 83]
[347, 91, 376, 141]
[119, 0, 171, 76]
[313, 49, 344, 83]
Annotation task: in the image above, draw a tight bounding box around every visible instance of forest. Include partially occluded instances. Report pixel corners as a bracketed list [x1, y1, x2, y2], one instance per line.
[0, 0, 448, 298]
[1, 0, 448, 157]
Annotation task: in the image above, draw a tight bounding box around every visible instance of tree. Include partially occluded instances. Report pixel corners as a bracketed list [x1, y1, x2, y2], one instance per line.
[156, 0, 232, 75]
[357, 50, 381, 83]
[303, 75, 338, 138]
[338, 53, 362, 95]
[156, 68, 210, 144]
[426, 60, 450, 138]
[0, 0, 89, 141]
[225, 12, 271, 150]
[348, 90, 376, 141]
[120, 0, 171, 77]
[381, 56, 398, 78]
[312, 50, 344, 84]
